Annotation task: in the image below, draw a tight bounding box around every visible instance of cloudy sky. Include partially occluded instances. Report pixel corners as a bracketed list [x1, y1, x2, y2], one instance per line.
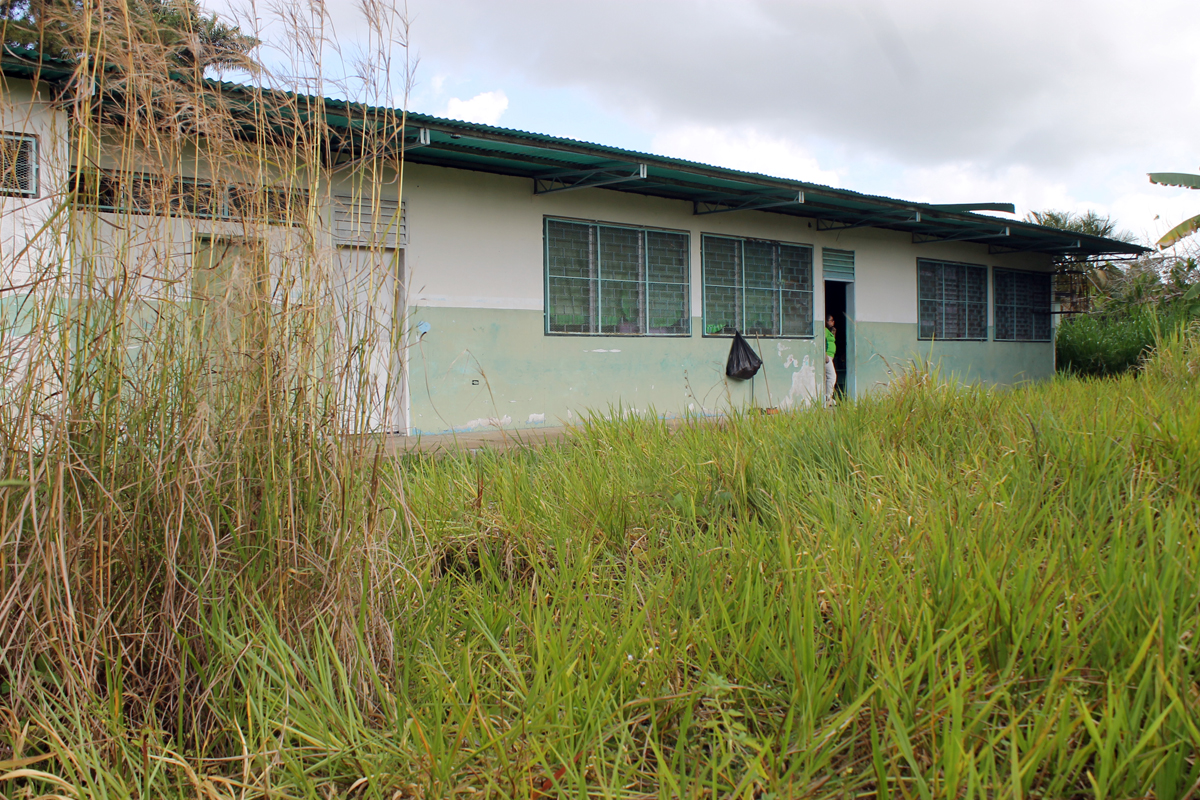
[226, 0, 1200, 246]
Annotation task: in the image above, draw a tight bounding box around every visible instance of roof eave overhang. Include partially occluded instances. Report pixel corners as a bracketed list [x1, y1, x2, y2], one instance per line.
[0, 54, 1150, 259]
[387, 118, 1148, 258]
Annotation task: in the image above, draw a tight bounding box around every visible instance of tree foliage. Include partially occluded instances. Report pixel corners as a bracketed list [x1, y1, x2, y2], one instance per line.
[1024, 209, 1135, 242]
[0, 0, 257, 70]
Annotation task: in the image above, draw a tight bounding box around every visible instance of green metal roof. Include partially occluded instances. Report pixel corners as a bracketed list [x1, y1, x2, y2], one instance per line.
[374, 111, 1146, 258]
[2, 52, 1148, 258]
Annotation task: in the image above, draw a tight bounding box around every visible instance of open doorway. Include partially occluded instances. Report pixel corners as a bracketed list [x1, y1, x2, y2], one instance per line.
[824, 281, 849, 400]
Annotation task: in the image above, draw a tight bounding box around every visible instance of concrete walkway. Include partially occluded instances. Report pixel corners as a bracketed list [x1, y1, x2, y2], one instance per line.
[384, 425, 575, 456]
[384, 415, 728, 456]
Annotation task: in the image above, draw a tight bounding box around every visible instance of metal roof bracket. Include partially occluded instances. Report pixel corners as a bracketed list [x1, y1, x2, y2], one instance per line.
[533, 163, 647, 194]
[403, 127, 431, 152]
[693, 191, 804, 215]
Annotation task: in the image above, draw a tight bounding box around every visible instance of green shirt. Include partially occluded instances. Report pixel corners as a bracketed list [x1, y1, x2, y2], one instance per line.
[825, 327, 836, 359]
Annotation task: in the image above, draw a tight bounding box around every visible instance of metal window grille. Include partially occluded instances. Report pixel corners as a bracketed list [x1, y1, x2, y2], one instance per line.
[0, 133, 37, 197]
[332, 194, 405, 247]
[73, 170, 210, 214]
[228, 185, 308, 225]
[917, 259, 988, 340]
[71, 168, 306, 225]
[172, 177, 222, 218]
[545, 218, 689, 335]
[702, 235, 813, 337]
[994, 268, 1052, 341]
[646, 231, 689, 334]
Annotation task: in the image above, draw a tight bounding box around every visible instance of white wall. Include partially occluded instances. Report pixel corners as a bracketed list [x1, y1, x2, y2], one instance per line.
[0, 78, 70, 292]
[400, 162, 1052, 327]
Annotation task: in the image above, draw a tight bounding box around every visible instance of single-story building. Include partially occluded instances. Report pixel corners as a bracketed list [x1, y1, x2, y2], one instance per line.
[0, 55, 1146, 436]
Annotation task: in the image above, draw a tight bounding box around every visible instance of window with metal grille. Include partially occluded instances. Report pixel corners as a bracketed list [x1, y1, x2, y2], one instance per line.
[994, 268, 1052, 341]
[545, 218, 689, 335]
[71, 169, 304, 224]
[917, 259, 988, 340]
[72, 170, 212, 214]
[0, 133, 37, 197]
[702, 234, 812, 337]
[228, 185, 308, 225]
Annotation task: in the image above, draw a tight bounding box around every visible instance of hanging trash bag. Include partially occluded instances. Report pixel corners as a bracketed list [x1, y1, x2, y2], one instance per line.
[725, 330, 763, 380]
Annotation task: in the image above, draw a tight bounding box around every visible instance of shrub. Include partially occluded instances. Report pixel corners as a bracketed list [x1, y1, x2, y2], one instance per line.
[1056, 302, 1197, 376]
[1055, 309, 1159, 376]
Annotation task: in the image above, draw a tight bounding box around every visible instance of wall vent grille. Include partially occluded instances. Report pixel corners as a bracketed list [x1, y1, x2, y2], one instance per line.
[822, 248, 855, 282]
[332, 195, 405, 247]
[0, 134, 37, 197]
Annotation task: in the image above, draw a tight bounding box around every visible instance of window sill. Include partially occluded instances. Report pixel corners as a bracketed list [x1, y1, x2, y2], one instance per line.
[916, 337, 989, 342]
[702, 333, 815, 340]
[544, 331, 693, 338]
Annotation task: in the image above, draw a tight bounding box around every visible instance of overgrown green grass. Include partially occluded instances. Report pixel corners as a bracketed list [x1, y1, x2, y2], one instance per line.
[5, 331, 1199, 799]
[1055, 296, 1196, 377]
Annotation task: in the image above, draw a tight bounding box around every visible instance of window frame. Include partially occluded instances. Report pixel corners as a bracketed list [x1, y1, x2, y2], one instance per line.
[916, 258, 990, 342]
[993, 267, 1053, 343]
[700, 233, 815, 339]
[543, 216, 691, 337]
[0, 132, 38, 198]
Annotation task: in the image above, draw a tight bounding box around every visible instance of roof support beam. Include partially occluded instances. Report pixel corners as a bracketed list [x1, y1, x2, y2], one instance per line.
[533, 163, 647, 194]
[693, 191, 804, 215]
[925, 202, 1016, 214]
[913, 226, 1011, 245]
[989, 240, 1084, 255]
[816, 210, 919, 231]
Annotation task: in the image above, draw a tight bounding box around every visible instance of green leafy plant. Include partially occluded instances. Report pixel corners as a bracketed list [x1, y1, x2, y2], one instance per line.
[1149, 171, 1200, 248]
[1055, 308, 1160, 376]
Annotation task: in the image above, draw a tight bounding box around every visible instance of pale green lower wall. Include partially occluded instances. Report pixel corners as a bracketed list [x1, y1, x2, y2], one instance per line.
[407, 309, 1058, 434]
[5, 296, 1059, 435]
[849, 321, 1055, 396]
[0, 293, 37, 336]
[406, 308, 825, 435]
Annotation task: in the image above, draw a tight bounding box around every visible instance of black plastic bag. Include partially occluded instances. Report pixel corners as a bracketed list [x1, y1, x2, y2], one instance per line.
[725, 330, 763, 380]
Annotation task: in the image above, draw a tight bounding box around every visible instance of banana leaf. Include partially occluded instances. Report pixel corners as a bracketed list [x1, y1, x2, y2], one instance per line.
[1148, 172, 1200, 189]
[1157, 212, 1200, 248]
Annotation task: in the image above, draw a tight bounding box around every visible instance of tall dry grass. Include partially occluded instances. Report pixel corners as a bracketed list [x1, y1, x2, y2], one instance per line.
[1, 0, 418, 761]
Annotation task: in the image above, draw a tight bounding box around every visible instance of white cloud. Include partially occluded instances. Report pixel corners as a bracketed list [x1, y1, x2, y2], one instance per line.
[400, 0, 1200, 171]
[652, 125, 841, 187]
[889, 163, 1072, 218]
[443, 90, 509, 125]
[1109, 187, 1200, 249]
[879, 164, 1200, 248]
[208, 0, 1200, 242]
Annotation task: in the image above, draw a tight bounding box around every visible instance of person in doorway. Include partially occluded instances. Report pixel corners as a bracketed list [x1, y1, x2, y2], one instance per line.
[824, 313, 837, 407]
